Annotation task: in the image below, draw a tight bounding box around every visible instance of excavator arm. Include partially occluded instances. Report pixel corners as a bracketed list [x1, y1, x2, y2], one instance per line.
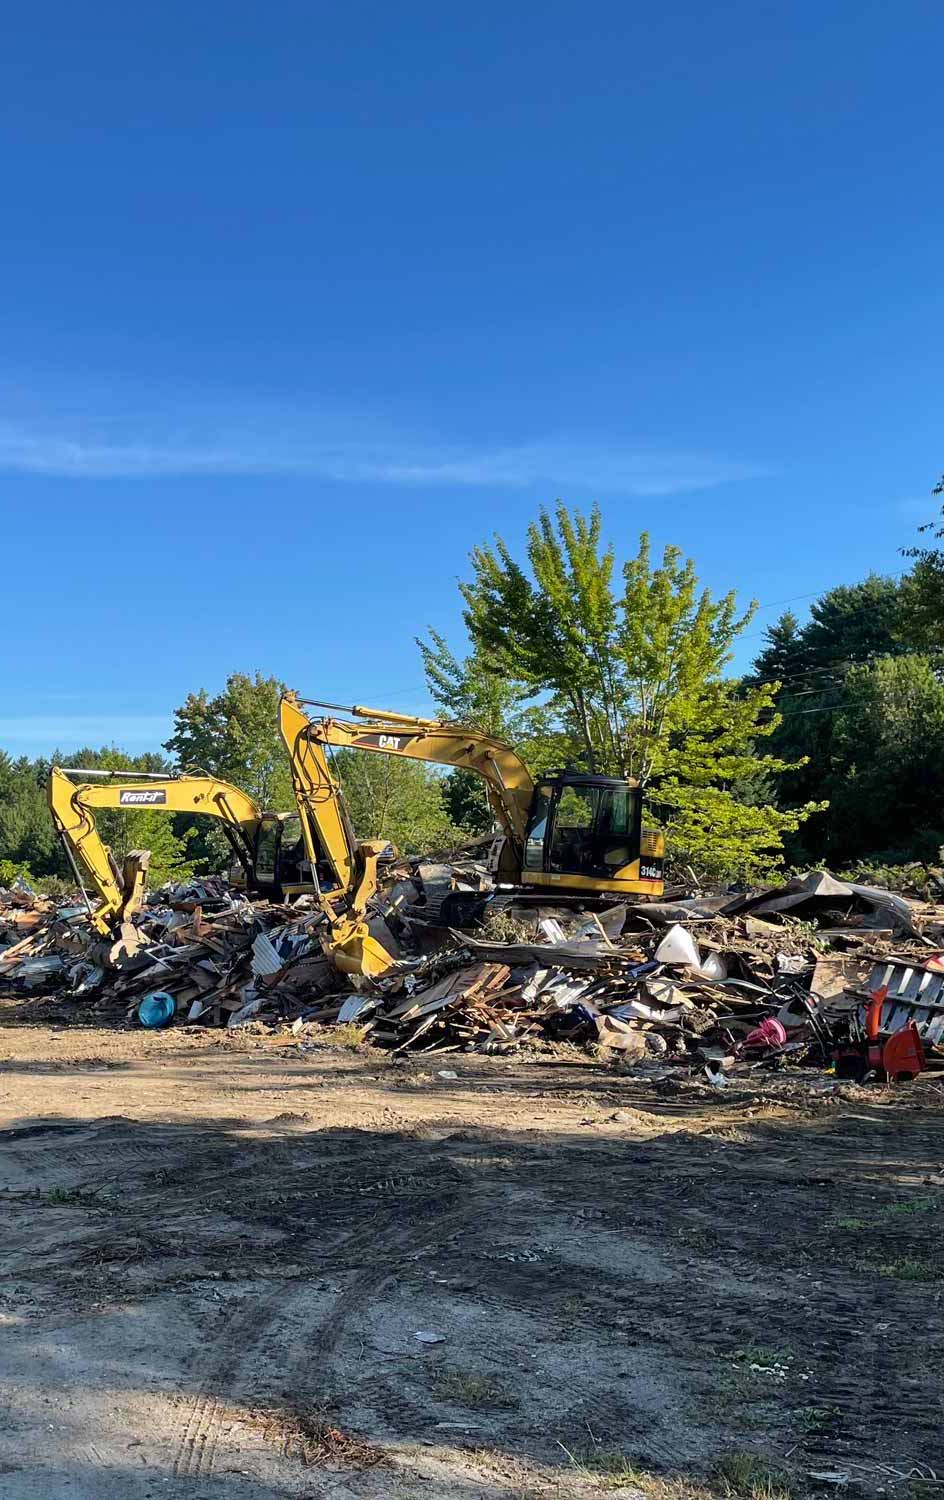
[48, 766, 264, 935]
[277, 696, 401, 975]
[280, 694, 535, 863]
[277, 696, 361, 901]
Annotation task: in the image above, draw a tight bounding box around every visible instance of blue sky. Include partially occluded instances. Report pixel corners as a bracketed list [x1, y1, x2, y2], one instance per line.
[1, 1, 941, 757]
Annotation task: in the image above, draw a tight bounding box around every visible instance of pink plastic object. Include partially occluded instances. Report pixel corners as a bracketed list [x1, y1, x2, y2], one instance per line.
[743, 1017, 788, 1050]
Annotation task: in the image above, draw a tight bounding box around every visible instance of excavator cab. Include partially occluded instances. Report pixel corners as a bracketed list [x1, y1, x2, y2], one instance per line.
[243, 811, 300, 896]
[251, 811, 347, 899]
[521, 773, 664, 894]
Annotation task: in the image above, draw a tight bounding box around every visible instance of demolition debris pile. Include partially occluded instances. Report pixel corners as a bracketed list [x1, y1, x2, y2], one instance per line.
[3, 869, 944, 1082]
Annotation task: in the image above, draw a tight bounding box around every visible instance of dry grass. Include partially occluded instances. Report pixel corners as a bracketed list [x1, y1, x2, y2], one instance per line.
[556, 1442, 796, 1499]
[434, 1368, 518, 1409]
[480, 907, 539, 943]
[866, 1254, 940, 1282]
[262, 1406, 385, 1468]
[711, 1451, 796, 1500]
[330, 1022, 370, 1050]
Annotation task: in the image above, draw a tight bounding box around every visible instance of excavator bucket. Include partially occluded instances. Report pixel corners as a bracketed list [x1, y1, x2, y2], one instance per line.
[322, 910, 400, 979]
[119, 849, 151, 924]
[329, 932, 397, 978]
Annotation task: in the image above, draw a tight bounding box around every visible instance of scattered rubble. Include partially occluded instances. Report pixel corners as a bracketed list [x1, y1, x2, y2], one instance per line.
[3, 865, 944, 1085]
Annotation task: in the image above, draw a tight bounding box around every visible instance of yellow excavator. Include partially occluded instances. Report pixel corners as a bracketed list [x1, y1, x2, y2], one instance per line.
[280, 693, 665, 900]
[47, 733, 399, 975]
[49, 692, 663, 975]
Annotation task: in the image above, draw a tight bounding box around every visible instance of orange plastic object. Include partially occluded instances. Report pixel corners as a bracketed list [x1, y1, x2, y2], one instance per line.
[881, 1021, 924, 1081]
[866, 985, 887, 1042]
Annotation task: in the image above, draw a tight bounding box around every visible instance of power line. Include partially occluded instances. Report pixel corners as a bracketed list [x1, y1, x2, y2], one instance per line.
[751, 588, 831, 613]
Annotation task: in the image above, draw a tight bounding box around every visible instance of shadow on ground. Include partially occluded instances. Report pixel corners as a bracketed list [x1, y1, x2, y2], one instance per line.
[2, 1066, 944, 1498]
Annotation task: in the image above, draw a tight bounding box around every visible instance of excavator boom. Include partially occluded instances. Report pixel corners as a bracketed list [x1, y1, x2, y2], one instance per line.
[282, 694, 664, 899]
[283, 695, 535, 859]
[48, 766, 265, 934]
[48, 757, 401, 976]
[276, 695, 398, 976]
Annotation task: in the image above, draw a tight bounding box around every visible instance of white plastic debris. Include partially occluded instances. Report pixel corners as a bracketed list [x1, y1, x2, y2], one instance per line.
[414, 1331, 445, 1343]
[654, 924, 701, 967]
[776, 952, 809, 975]
[538, 917, 568, 944]
[697, 951, 728, 981]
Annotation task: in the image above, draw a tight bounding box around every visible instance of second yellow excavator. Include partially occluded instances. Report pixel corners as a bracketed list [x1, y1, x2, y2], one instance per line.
[280, 693, 665, 900]
[47, 736, 398, 976]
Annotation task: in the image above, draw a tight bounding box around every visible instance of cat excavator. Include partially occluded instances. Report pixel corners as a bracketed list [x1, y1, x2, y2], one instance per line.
[279, 693, 665, 900]
[47, 731, 399, 975]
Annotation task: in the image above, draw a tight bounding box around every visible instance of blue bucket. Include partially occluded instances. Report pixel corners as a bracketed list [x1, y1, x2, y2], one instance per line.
[137, 991, 176, 1028]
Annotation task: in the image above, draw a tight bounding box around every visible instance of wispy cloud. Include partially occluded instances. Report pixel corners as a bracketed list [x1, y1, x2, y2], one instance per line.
[0, 415, 770, 496]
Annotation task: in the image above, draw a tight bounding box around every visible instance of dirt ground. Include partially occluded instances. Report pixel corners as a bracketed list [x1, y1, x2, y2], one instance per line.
[1, 1003, 943, 1500]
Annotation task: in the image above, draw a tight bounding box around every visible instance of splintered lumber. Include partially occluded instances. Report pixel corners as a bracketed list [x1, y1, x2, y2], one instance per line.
[384, 962, 512, 1049]
[388, 962, 511, 1021]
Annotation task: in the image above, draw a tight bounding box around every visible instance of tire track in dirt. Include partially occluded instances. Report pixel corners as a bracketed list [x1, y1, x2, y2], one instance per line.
[304, 1197, 476, 1371]
[0, 1122, 187, 1187]
[168, 1166, 477, 1482]
[172, 1285, 287, 1478]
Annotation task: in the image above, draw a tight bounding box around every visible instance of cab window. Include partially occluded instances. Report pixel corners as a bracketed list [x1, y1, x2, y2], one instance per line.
[597, 785, 636, 867]
[255, 818, 281, 882]
[277, 814, 306, 884]
[523, 785, 552, 870]
[548, 786, 599, 873]
[547, 783, 641, 875]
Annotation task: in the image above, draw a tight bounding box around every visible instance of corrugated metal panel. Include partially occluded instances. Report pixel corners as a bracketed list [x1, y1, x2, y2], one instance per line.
[864, 960, 944, 1043]
[250, 931, 283, 977]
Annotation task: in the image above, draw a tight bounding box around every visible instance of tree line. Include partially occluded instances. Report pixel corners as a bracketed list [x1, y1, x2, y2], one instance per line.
[3, 484, 943, 890]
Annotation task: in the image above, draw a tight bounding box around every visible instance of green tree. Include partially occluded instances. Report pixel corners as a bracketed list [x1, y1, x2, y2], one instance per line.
[331, 749, 460, 855]
[417, 629, 557, 835]
[57, 746, 195, 888]
[165, 673, 294, 872]
[439, 768, 493, 836]
[0, 744, 195, 888]
[0, 753, 64, 877]
[801, 575, 907, 671]
[751, 575, 913, 864]
[826, 654, 944, 862]
[754, 577, 906, 690]
[901, 474, 944, 649]
[424, 502, 818, 878]
[750, 610, 806, 685]
[165, 672, 293, 810]
[417, 629, 525, 737]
